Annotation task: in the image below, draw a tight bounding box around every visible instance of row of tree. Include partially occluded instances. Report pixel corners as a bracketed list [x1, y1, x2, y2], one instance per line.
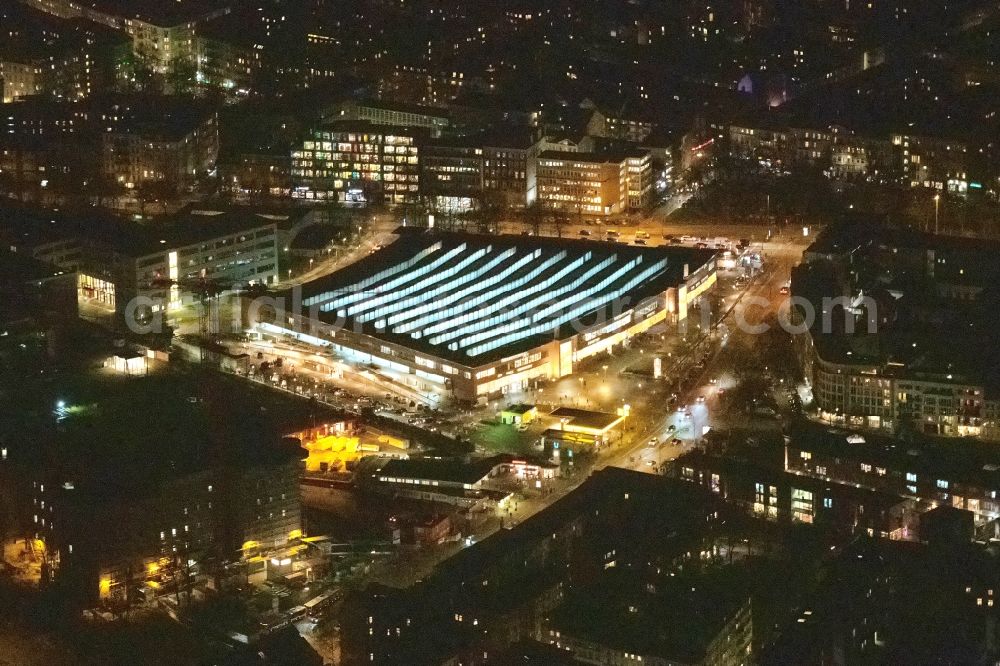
[393, 196, 579, 237]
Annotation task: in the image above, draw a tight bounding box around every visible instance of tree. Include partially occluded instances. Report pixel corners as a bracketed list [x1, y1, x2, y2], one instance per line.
[759, 316, 802, 382]
[121, 50, 158, 93]
[550, 211, 569, 238]
[167, 58, 198, 96]
[46, 168, 87, 209]
[726, 337, 762, 381]
[523, 200, 547, 236]
[86, 173, 126, 209]
[0, 169, 17, 199]
[472, 191, 508, 235]
[398, 199, 427, 227]
[137, 179, 178, 215]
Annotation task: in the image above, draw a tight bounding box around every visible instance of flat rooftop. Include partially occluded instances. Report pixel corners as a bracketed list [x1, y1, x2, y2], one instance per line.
[377, 455, 506, 485]
[342, 99, 450, 119]
[296, 230, 714, 364]
[788, 418, 1000, 489]
[536, 150, 643, 163]
[806, 216, 1000, 260]
[73, 0, 225, 26]
[1, 369, 332, 499]
[550, 565, 751, 662]
[0, 203, 280, 258]
[550, 407, 623, 432]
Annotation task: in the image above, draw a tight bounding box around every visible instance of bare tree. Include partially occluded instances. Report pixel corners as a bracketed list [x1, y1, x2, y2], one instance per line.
[473, 191, 508, 235]
[551, 212, 569, 238]
[523, 200, 546, 236]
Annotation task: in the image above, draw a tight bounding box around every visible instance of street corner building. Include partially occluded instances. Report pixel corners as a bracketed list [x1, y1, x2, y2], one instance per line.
[252, 230, 717, 402]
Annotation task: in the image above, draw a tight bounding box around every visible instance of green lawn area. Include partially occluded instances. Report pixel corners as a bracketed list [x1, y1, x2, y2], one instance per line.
[471, 422, 533, 455]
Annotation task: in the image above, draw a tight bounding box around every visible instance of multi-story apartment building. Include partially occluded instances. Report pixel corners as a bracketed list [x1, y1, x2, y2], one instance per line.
[728, 57, 1000, 194]
[672, 443, 916, 537]
[0, 96, 218, 194]
[194, 13, 263, 92]
[783, 420, 1000, 529]
[24, 0, 229, 74]
[0, 3, 129, 102]
[12, 381, 305, 605]
[891, 133, 973, 193]
[101, 104, 219, 189]
[100, 101, 218, 189]
[730, 122, 898, 180]
[43, 20, 130, 101]
[793, 222, 1000, 441]
[291, 122, 422, 205]
[342, 468, 731, 665]
[0, 60, 42, 102]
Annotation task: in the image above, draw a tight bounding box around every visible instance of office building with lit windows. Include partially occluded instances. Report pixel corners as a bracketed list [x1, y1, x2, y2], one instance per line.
[254, 230, 716, 402]
[535, 150, 652, 217]
[420, 138, 484, 212]
[536, 151, 626, 216]
[291, 121, 422, 205]
[483, 131, 537, 208]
